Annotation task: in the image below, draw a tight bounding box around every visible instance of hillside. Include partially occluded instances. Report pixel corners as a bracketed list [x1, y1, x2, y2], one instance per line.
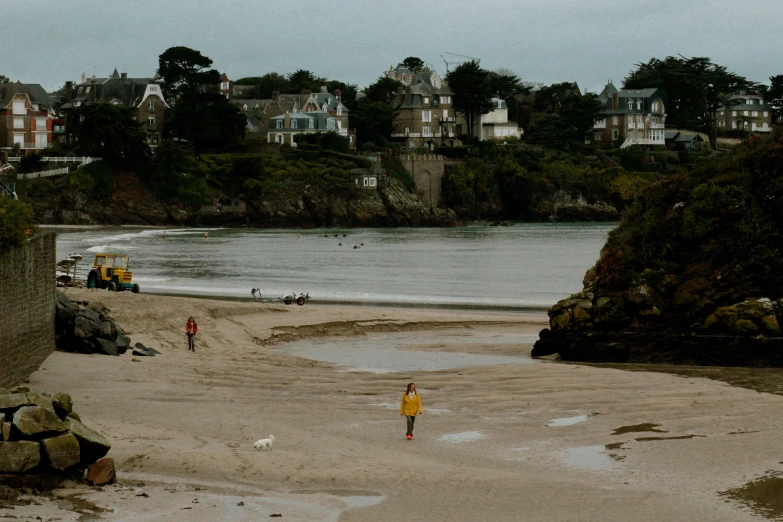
[533, 130, 783, 365]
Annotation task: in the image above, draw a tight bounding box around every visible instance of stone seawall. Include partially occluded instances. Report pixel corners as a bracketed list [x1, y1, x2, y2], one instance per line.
[0, 233, 56, 387]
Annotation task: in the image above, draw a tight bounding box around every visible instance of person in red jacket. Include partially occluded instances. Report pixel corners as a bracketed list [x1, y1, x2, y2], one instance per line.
[186, 316, 198, 351]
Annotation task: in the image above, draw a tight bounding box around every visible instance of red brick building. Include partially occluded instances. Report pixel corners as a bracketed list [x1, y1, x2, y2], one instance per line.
[0, 83, 54, 156]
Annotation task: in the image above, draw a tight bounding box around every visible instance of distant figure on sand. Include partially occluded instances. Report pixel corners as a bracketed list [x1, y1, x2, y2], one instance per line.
[205, 232, 209, 239]
[400, 382, 423, 439]
[186, 316, 198, 351]
[162, 231, 166, 240]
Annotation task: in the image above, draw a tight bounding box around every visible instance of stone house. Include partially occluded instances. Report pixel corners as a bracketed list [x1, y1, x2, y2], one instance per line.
[590, 81, 667, 148]
[0, 82, 54, 156]
[391, 70, 459, 149]
[60, 70, 168, 148]
[715, 93, 773, 133]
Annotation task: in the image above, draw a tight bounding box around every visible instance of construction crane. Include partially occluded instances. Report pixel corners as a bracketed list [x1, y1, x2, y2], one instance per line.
[440, 52, 480, 73]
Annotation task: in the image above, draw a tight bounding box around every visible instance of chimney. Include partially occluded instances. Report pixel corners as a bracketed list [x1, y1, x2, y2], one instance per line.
[284, 112, 290, 129]
[320, 85, 327, 93]
[272, 91, 280, 101]
[121, 72, 127, 82]
[65, 81, 73, 102]
[90, 79, 97, 101]
[81, 72, 86, 83]
[333, 89, 341, 100]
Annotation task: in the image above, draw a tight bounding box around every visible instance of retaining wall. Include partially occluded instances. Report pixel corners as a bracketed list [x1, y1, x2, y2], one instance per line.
[397, 155, 445, 210]
[0, 233, 56, 387]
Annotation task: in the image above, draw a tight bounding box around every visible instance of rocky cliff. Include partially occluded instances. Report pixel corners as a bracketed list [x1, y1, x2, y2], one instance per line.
[533, 132, 783, 366]
[31, 174, 459, 228]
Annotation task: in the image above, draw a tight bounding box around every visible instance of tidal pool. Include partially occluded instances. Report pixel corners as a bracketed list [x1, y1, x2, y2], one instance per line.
[277, 329, 536, 373]
[562, 445, 615, 471]
[439, 431, 485, 443]
[548, 415, 589, 427]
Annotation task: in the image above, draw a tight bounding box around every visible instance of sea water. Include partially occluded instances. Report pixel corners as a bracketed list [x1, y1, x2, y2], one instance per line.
[55, 223, 614, 308]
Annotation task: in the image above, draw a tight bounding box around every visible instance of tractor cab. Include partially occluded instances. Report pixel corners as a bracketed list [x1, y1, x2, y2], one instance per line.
[87, 254, 139, 293]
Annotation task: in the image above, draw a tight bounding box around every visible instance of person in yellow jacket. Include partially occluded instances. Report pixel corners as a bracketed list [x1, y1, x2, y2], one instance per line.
[400, 382, 423, 439]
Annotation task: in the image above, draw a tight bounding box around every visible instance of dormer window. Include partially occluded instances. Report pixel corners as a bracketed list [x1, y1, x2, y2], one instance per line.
[309, 119, 314, 129]
[276, 120, 283, 129]
[628, 100, 633, 110]
[291, 120, 298, 129]
[637, 100, 642, 110]
[424, 97, 430, 105]
[337, 105, 342, 116]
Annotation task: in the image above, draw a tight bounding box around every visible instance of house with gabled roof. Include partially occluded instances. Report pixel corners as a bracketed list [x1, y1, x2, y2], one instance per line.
[0, 82, 54, 155]
[716, 93, 773, 133]
[266, 110, 341, 146]
[391, 69, 458, 149]
[60, 69, 169, 147]
[591, 81, 666, 148]
[474, 98, 523, 141]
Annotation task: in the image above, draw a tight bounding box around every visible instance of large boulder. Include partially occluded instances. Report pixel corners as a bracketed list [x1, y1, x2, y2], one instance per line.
[0, 394, 29, 413]
[52, 393, 73, 420]
[99, 321, 117, 341]
[704, 298, 781, 336]
[114, 335, 131, 354]
[40, 433, 81, 471]
[12, 406, 68, 438]
[26, 392, 55, 413]
[94, 338, 118, 356]
[86, 457, 116, 485]
[0, 441, 41, 473]
[66, 418, 111, 464]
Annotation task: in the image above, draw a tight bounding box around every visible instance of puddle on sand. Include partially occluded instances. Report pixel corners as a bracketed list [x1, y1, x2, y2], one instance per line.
[548, 415, 589, 427]
[612, 423, 667, 435]
[563, 445, 615, 471]
[635, 434, 705, 442]
[277, 329, 536, 373]
[720, 473, 783, 520]
[439, 431, 485, 443]
[342, 495, 384, 508]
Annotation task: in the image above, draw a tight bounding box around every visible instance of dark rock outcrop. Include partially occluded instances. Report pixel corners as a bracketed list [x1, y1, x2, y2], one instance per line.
[56, 291, 132, 356]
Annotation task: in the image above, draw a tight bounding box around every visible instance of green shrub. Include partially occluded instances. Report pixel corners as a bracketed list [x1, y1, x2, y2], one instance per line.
[0, 198, 38, 252]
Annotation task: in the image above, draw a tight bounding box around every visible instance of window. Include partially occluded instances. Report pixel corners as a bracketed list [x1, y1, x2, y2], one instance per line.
[752, 111, 758, 117]
[764, 111, 769, 117]
[148, 117, 155, 125]
[369, 178, 377, 187]
[628, 100, 633, 110]
[594, 133, 602, 141]
[443, 109, 448, 120]
[276, 120, 283, 129]
[13, 117, 23, 129]
[150, 85, 158, 92]
[746, 99, 752, 105]
[12, 100, 25, 115]
[363, 178, 369, 187]
[13, 133, 24, 146]
[422, 110, 432, 123]
[404, 127, 410, 136]
[422, 126, 432, 136]
[327, 120, 335, 130]
[732, 111, 737, 116]
[637, 115, 643, 124]
[148, 100, 156, 110]
[337, 105, 342, 116]
[309, 119, 314, 129]
[291, 119, 297, 129]
[732, 121, 737, 129]
[637, 100, 642, 110]
[612, 129, 619, 140]
[743, 111, 749, 116]
[612, 116, 618, 125]
[423, 97, 429, 105]
[276, 134, 283, 144]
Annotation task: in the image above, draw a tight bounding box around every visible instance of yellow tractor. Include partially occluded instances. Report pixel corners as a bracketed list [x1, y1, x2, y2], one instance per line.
[86, 254, 140, 293]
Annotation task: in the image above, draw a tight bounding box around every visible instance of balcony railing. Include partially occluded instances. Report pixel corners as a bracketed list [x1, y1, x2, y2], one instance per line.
[441, 116, 456, 123]
[650, 123, 665, 129]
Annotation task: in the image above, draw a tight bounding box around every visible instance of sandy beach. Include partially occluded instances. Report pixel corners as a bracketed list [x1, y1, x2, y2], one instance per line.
[10, 289, 783, 521]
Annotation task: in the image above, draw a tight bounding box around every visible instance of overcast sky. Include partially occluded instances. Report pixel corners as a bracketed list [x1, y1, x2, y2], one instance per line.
[2, 0, 781, 94]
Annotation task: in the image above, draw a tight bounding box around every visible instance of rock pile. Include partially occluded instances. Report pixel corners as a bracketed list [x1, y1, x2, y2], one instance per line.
[55, 291, 131, 356]
[0, 386, 114, 488]
[533, 267, 783, 365]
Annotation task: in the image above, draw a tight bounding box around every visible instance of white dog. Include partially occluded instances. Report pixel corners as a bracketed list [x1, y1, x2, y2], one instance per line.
[253, 434, 275, 451]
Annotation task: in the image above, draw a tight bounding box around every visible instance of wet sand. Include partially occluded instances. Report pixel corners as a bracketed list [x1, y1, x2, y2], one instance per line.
[14, 289, 783, 521]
